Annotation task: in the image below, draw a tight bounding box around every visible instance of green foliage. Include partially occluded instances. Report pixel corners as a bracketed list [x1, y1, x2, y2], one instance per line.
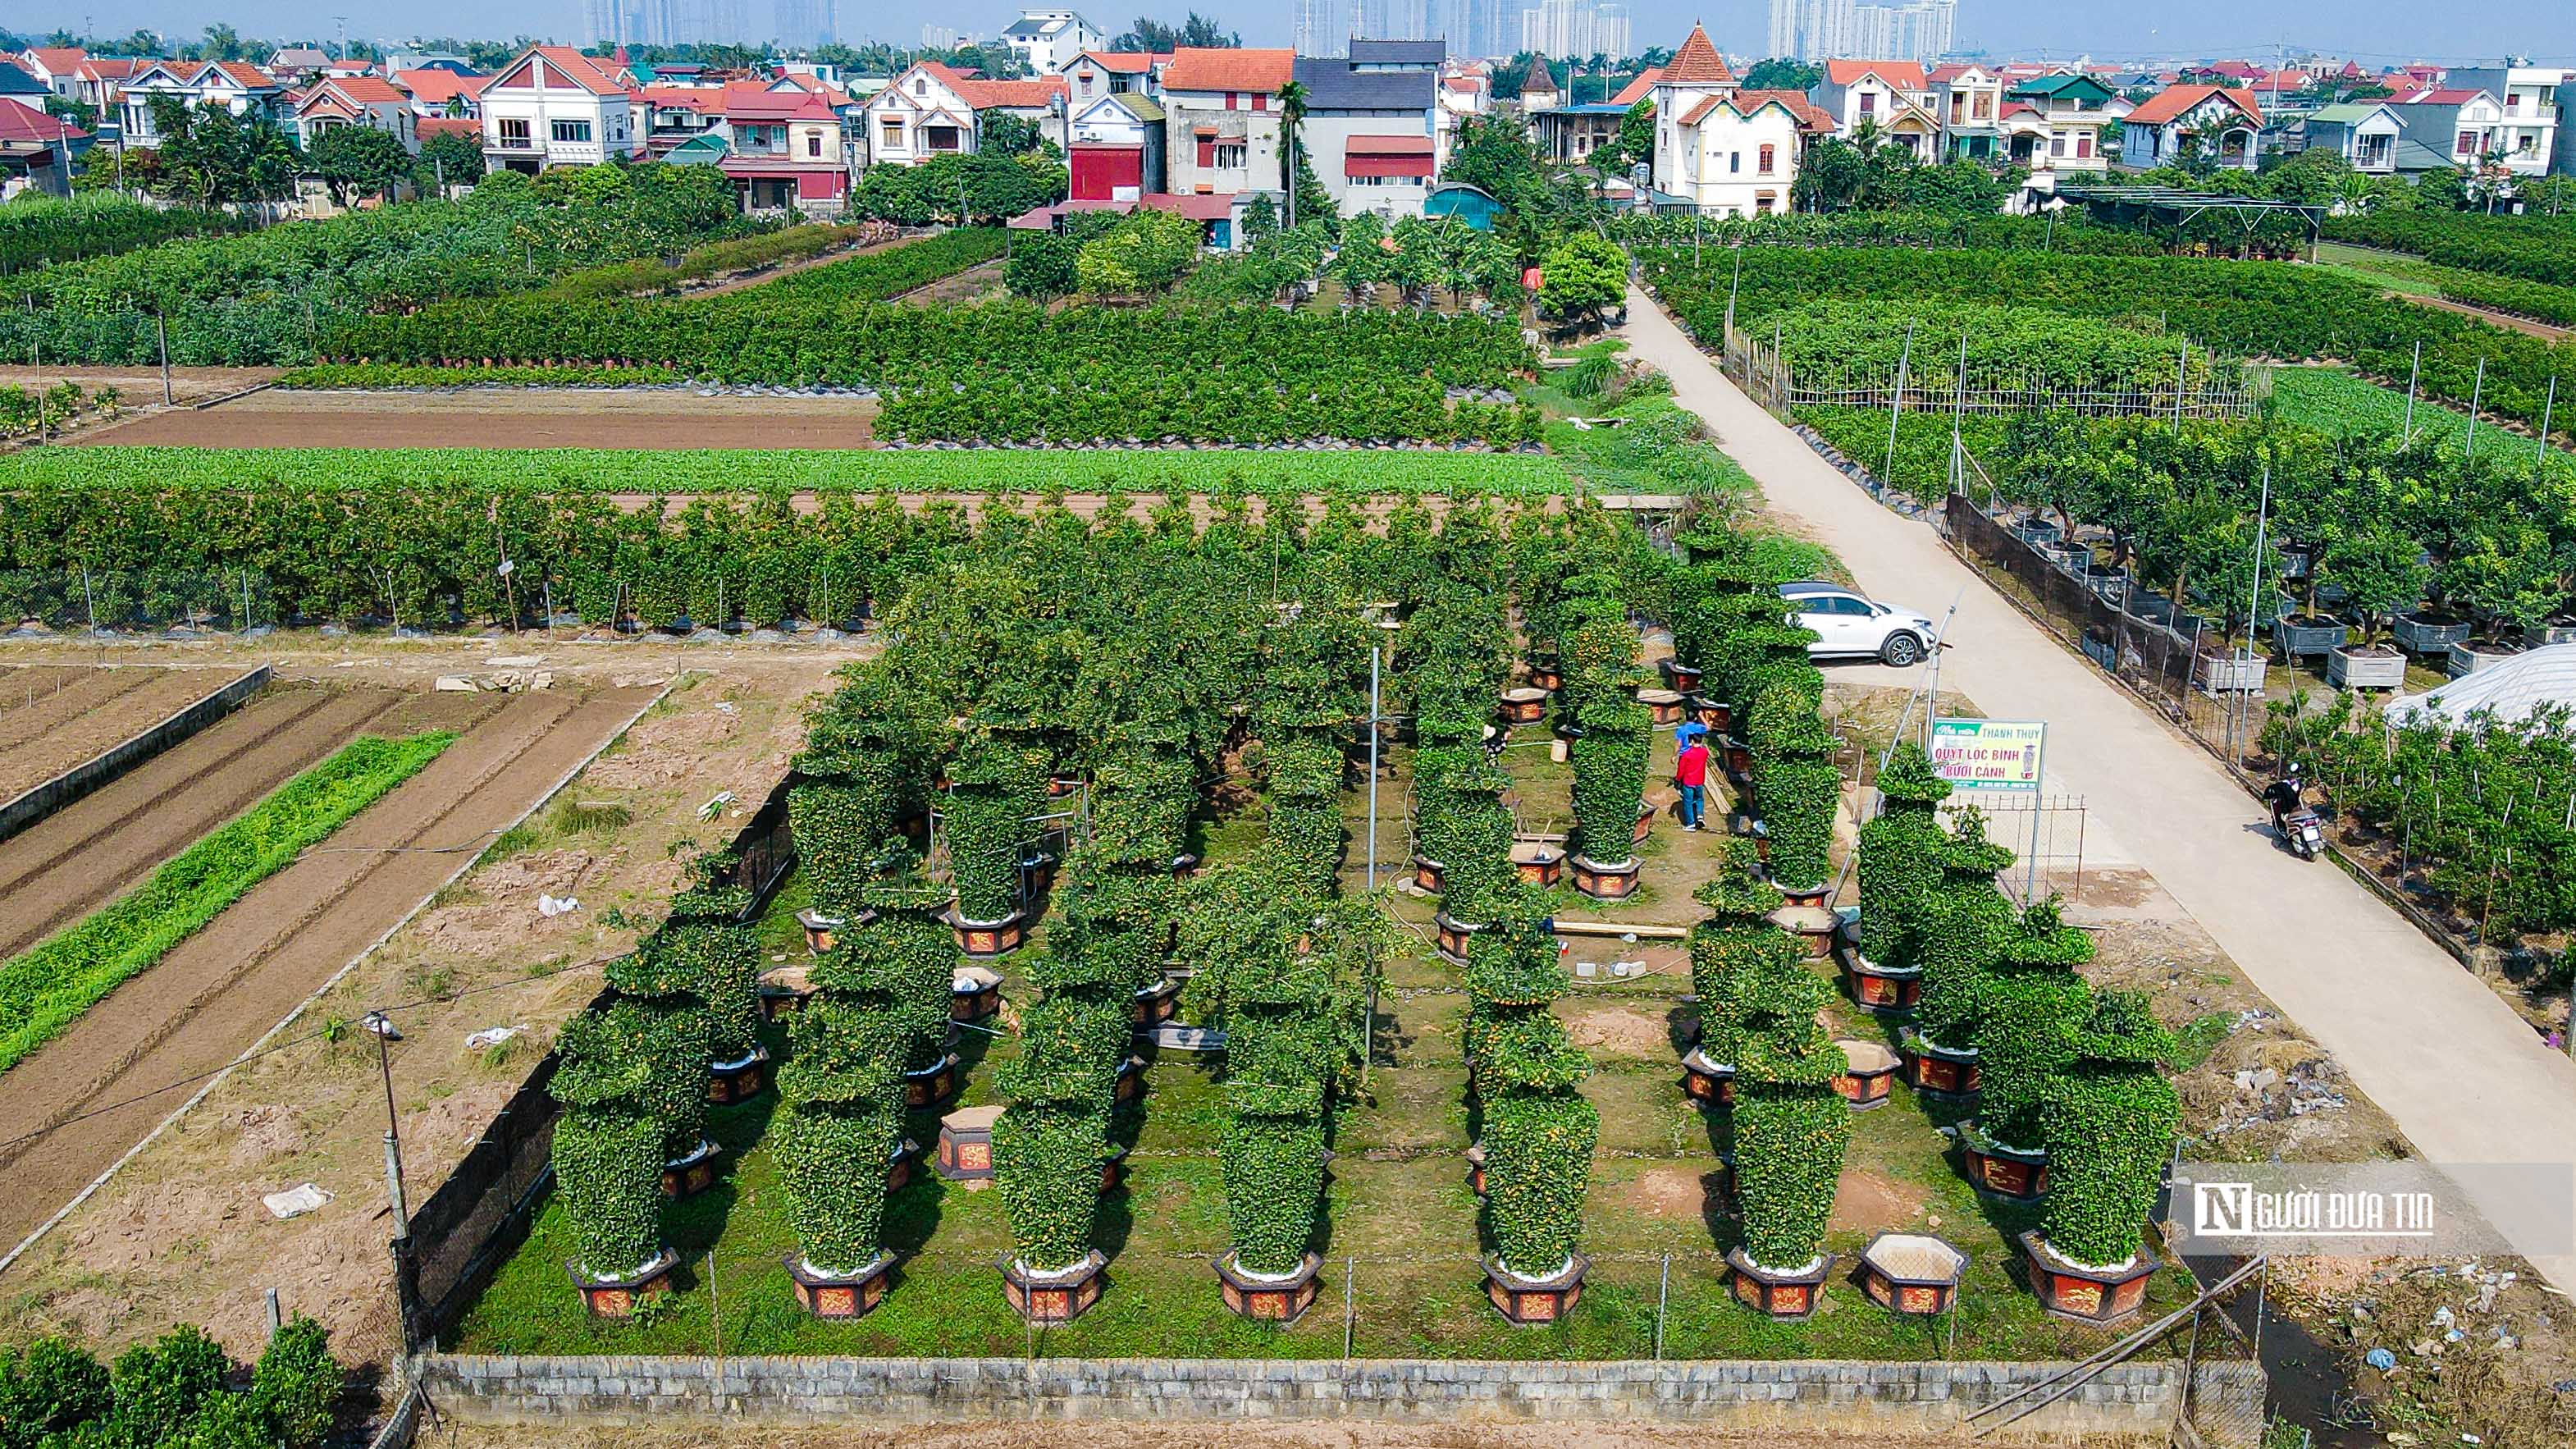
[660, 913, 762, 1064]
[1856, 741, 1951, 964]
[248, 1315, 340, 1449]
[0, 1336, 112, 1446]
[1749, 681, 1838, 894]
[1221, 1083, 1327, 1274]
[991, 1101, 1111, 1272]
[2323, 208, 2576, 290]
[1688, 840, 1795, 1068]
[1482, 1089, 1600, 1277]
[0, 193, 239, 276]
[1722, 858, 1851, 1269]
[1974, 898, 2094, 1150]
[1912, 807, 2018, 1049]
[1076, 208, 1204, 296]
[2043, 991, 2181, 1265]
[548, 1002, 672, 1278]
[740, 227, 1007, 302]
[943, 736, 1048, 921]
[306, 124, 414, 207]
[848, 151, 1066, 227]
[1262, 734, 1347, 897]
[1733, 1085, 1851, 1269]
[774, 1039, 903, 1273]
[1568, 698, 1649, 865]
[103, 1325, 231, 1446]
[0, 731, 453, 1074]
[1538, 231, 1628, 322]
[1006, 230, 1081, 299]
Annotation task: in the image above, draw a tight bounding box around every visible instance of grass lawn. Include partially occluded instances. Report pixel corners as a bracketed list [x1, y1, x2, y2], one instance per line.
[2269, 367, 2574, 465]
[450, 718, 2196, 1360]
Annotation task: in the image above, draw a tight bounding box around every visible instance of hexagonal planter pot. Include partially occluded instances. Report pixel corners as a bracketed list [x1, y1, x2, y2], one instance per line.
[1958, 1120, 2048, 1203]
[1413, 853, 1446, 893]
[1570, 852, 1640, 901]
[2021, 1231, 2156, 1323]
[570, 1247, 679, 1319]
[1464, 1140, 1487, 1196]
[1510, 840, 1564, 887]
[1831, 1039, 1901, 1109]
[1858, 1233, 1966, 1315]
[706, 1044, 772, 1106]
[1433, 911, 1488, 966]
[1688, 695, 1733, 734]
[796, 908, 847, 953]
[948, 906, 1027, 958]
[1898, 1029, 1980, 1101]
[660, 1139, 720, 1199]
[1769, 902, 1838, 959]
[1499, 686, 1549, 723]
[1679, 1046, 1735, 1105]
[1525, 660, 1564, 693]
[1000, 1250, 1108, 1324]
[884, 1135, 920, 1192]
[1113, 1053, 1149, 1105]
[1216, 1251, 1323, 1323]
[936, 1104, 1003, 1185]
[1637, 687, 1687, 726]
[758, 963, 816, 1024]
[903, 1049, 961, 1110]
[786, 1251, 894, 1319]
[951, 964, 1003, 1023]
[1726, 1250, 1833, 1319]
[1485, 1253, 1588, 1324]
[1660, 660, 1704, 693]
[1842, 950, 1922, 1014]
[1131, 975, 1182, 1027]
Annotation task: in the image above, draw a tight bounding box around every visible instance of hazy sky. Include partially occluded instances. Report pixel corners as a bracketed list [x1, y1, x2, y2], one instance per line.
[30, 0, 2576, 65]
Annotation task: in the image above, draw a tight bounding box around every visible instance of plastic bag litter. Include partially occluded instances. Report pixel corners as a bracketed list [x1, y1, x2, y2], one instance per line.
[262, 1184, 332, 1220]
[537, 894, 580, 918]
[465, 1026, 525, 1051]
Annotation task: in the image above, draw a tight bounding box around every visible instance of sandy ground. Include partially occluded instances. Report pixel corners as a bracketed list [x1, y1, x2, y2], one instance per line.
[2390, 290, 2570, 342]
[1624, 284, 2576, 1296]
[0, 664, 260, 800]
[75, 387, 883, 450]
[0, 648, 838, 1367]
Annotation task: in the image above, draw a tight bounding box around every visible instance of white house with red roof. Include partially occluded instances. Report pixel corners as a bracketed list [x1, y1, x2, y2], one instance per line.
[12, 48, 87, 99]
[70, 57, 146, 112]
[1154, 47, 1292, 198]
[293, 75, 419, 153]
[1651, 25, 1828, 217]
[1926, 62, 2002, 161]
[2120, 85, 2263, 171]
[2385, 88, 2510, 173]
[862, 61, 1066, 167]
[393, 68, 491, 120]
[720, 84, 854, 213]
[117, 60, 285, 143]
[1809, 59, 1935, 157]
[1059, 50, 1163, 107]
[477, 46, 639, 174]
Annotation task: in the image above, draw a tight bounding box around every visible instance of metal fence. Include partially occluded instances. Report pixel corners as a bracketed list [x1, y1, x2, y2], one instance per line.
[1958, 794, 2093, 902]
[1721, 322, 2264, 421]
[0, 569, 277, 633]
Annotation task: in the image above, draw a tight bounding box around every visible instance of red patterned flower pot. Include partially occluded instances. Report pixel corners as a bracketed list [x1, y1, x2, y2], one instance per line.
[1132, 976, 1182, 1026]
[1637, 687, 1687, 726]
[1099, 1144, 1130, 1195]
[1775, 880, 1833, 909]
[1570, 852, 1641, 901]
[1769, 903, 1838, 958]
[1509, 840, 1564, 887]
[1831, 1039, 1901, 1109]
[1526, 661, 1564, 693]
[757, 964, 815, 1024]
[1001, 1250, 1108, 1324]
[1726, 1250, 1833, 1319]
[1843, 952, 1923, 1013]
[786, 1251, 893, 1319]
[1114, 1054, 1149, 1105]
[1688, 695, 1732, 734]
[569, 1247, 678, 1319]
[1463, 1141, 1488, 1195]
[948, 906, 1026, 958]
[1858, 1233, 1966, 1315]
[1414, 853, 1446, 892]
[1660, 660, 1704, 693]
[796, 908, 846, 953]
[706, 1044, 772, 1106]
[885, 1135, 920, 1191]
[1433, 910, 1488, 966]
[951, 965, 1003, 1022]
[660, 1139, 719, 1199]
[1679, 1046, 1736, 1105]
[903, 1049, 961, 1109]
[1900, 1030, 1980, 1100]
[1485, 1253, 1588, 1324]
[936, 1104, 1003, 1184]
[1722, 737, 1754, 782]
[1633, 800, 1657, 845]
[1960, 1121, 2048, 1203]
[1499, 685, 1549, 723]
[2022, 1231, 2156, 1323]
[1216, 1251, 1323, 1323]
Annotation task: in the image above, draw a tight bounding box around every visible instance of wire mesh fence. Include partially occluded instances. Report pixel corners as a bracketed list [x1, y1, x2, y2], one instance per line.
[0, 569, 277, 634]
[1721, 322, 2265, 421]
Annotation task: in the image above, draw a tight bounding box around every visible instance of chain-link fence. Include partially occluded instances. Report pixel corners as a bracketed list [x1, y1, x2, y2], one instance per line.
[0, 569, 276, 633]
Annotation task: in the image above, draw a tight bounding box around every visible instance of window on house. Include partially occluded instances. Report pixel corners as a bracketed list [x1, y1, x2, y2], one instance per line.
[1213, 143, 1245, 169]
[551, 117, 591, 143]
[808, 131, 823, 157]
[1758, 143, 1774, 173]
[1859, 92, 1875, 115]
[499, 117, 530, 146]
[2050, 134, 2066, 156]
[926, 124, 961, 151]
[1975, 94, 1991, 119]
[881, 120, 902, 146]
[2457, 129, 2476, 154]
[1079, 72, 1093, 95]
[912, 77, 926, 96]
[1729, 151, 1739, 173]
[1252, 94, 1266, 111]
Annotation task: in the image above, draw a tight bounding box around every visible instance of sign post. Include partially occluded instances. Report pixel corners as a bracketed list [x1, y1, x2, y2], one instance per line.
[1930, 718, 2048, 898]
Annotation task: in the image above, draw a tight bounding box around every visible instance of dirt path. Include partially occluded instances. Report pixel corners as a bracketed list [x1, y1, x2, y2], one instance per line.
[0, 684, 655, 1259]
[680, 231, 907, 298]
[79, 388, 881, 450]
[1623, 283, 2576, 1294]
[0, 667, 249, 801]
[2397, 289, 2571, 341]
[0, 682, 414, 960]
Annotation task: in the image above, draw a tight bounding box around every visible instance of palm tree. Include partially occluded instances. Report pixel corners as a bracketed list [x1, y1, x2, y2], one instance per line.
[1276, 80, 1309, 231]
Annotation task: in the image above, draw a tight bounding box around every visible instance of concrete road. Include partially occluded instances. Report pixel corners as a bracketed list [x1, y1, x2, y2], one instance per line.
[1624, 285, 2576, 1291]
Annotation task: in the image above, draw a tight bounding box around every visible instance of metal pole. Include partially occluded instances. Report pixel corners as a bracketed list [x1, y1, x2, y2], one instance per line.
[1723, 242, 1740, 336]
[1949, 330, 1969, 496]
[1367, 647, 1381, 891]
[1654, 1253, 1670, 1360]
[2026, 731, 2047, 902]
[156, 314, 172, 406]
[2241, 466, 2272, 766]
[1342, 1257, 1355, 1358]
[2173, 339, 2188, 432]
[2401, 340, 2421, 445]
[2465, 358, 2486, 458]
[264, 1288, 282, 1340]
[2535, 377, 2558, 480]
[369, 1013, 409, 1239]
[1884, 320, 1917, 485]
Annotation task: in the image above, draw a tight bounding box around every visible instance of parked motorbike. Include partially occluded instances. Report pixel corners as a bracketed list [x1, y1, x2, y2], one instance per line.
[2281, 807, 2325, 862]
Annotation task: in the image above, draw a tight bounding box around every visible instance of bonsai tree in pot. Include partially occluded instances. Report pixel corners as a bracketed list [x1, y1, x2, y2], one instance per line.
[991, 988, 1117, 1320]
[662, 855, 765, 1098]
[1959, 897, 2090, 1202]
[549, 1002, 676, 1310]
[1464, 909, 1599, 1320]
[1906, 807, 2019, 1095]
[1421, 730, 1518, 930]
[789, 671, 938, 917]
[943, 734, 1050, 927]
[1726, 919, 1852, 1319]
[1750, 682, 1839, 901]
[1555, 572, 1641, 715]
[1263, 732, 1349, 899]
[1213, 945, 1340, 1317]
[1688, 839, 1796, 1085]
[601, 941, 715, 1186]
[2028, 990, 2179, 1319]
[1568, 697, 1650, 894]
[773, 998, 905, 1313]
[1855, 741, 1953, 971]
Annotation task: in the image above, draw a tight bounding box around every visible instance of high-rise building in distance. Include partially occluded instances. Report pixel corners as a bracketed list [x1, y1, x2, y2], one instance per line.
[1767, 0, 1954, 62]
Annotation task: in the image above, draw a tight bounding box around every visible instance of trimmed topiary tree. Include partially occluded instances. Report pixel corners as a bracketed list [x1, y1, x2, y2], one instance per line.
[1422, 734, 1517, 923]
[1729, 916, 1851, 1278]
[663, 858, 762, 1069]
[548, 1003, 669, 1283]
[1689, 839, 1796, 1070]
[1263, 733, 1348, 898]
[600, 944, 713, 1164]
[773, 1021, 904, 1277]
[2042, 990, 2181, 1268]
[1856, 741, 1953, 967]
[1912, 807, 2019, 1054]
[1975, 898, 2095, 1153]
[1749, 680, 1838, 895]
[790, 673, 936, 917]
[1569, 697, 1651, 866]
[943, 734, 1049, 924]
[1465, 911, 1599, 1293]
[992, 994, 1114, 1278]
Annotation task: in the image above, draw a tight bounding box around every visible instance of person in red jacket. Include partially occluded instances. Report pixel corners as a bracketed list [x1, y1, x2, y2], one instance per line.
[1674, 725, 1711, 832]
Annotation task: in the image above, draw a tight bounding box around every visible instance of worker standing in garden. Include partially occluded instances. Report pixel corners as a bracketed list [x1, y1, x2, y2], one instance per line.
[1674, 724, 1711, 832]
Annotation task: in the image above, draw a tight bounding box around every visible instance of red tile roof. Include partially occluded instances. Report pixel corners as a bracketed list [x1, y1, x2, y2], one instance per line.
[1071, 51, 1158, 74]
[1661, 25, 1733, 85]
[0, 96, 83, 141]
[500, 45, 628, 98]
[21, 48, 85, 75]
[2399, 89, 2490, 106]
[394, 69, 490, 105]
[916, 62, 1065, 109]
[75, 57, 145, 81]
[1825, 60, 1927, 89]
[418, 115, 480, 139]
[1158, 46, 1293, 94]
[725, 85, 840, 121]
[2124, 84, 2262, 126]
[1926, 63, 1979, 85]
[1738, 89, 1835, 132]
[1349, 133, 1433, 153]
[640, 85, 726, 112]
[327, 76, 409, 104]
[1610, 67, 1660, 106]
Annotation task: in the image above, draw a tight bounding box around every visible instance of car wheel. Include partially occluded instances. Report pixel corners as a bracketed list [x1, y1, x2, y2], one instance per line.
[1879, 633, 1925, 668]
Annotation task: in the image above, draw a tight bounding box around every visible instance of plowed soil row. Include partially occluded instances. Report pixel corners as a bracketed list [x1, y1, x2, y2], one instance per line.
[0, 683, 660, 1257]
[0, 667, 258, 802]
[0, 682, 479, 962]
[80, 389, 880, 450]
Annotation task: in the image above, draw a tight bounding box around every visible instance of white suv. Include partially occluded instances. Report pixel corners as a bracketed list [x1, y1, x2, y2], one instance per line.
[1778, 581, 1938, 667]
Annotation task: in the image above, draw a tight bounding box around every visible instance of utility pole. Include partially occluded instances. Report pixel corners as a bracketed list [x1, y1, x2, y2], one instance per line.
[2534, 377, 2558, 482]
[2464, 357, 2486, 459]
[1884, 320, 1916, 485]
[1365, 646, 1381, 891]
[2401, 340, 2422, 446]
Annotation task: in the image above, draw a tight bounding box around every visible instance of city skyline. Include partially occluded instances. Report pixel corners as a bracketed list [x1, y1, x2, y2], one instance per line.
[14, 0, 2573, 63]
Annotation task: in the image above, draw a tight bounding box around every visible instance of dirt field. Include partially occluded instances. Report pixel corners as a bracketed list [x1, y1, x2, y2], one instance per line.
[895, 258, 1006, 307]
[0, 651, 836, 1369]
[0, 679, 421, 960]
[0, 681, 660, 1264]
[79, 388, 881, 450]
[0, 664, 261, 802]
